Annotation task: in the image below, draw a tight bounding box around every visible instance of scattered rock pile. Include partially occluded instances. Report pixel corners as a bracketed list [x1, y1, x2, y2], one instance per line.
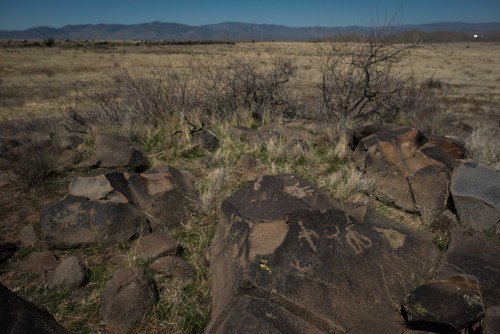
[1, 124, 499, 333]
[350, 123, 500, 234]
[1, 134, 200, 331]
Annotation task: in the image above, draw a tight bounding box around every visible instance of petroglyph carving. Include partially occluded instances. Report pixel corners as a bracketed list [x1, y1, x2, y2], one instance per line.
[345, 225, 372, 254]
[297, 220, 319, 251]
[284, 182, 315, 199]
[374, 227, 406, 249]
[291, 258, 311, 275]
[325, 225, 342, 242]
[253, 176, 263, 191]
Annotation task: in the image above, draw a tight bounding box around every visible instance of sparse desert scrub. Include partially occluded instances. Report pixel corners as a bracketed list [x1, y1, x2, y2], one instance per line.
[465, 125, 500, 170]
[1, 40, 500, 334]
[10, 139, 62, 187]
[315, 29, 418, 121]
[195, 52, 300, 121]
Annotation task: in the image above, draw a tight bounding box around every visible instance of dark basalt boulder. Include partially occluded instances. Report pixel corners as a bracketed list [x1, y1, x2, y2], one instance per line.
[0, 283, 69, 334]
[352, 125, 465, 222]
[450, 161, 500, 233]
[437, 228, 500, 309]
[100, 267, 156, 331]
[40, 195, 149, 249]
[401, 275, 484, 333]
[128, 165, 200, 231]
[78, 133, 148, 171]
[207, 175, 440, 334]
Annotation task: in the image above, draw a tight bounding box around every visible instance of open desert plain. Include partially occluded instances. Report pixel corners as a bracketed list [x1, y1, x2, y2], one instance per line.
[0, 39, 499, 333]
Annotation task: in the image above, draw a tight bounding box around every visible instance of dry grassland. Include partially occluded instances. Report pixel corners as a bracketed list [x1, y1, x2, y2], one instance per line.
[1, 41, 499, 124]
[0, 40, 499, 333]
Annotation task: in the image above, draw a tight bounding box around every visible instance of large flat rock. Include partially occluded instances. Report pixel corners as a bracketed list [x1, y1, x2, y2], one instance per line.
[40, 195, 149, 249]
[451, 162, 500, 233]
[208, 175, 440, 333]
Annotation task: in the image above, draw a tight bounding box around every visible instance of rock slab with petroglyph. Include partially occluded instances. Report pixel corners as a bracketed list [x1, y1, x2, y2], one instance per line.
[128, 165, 200, 231]
[351, 124, 465, 222]
[207, 174, 440, 334]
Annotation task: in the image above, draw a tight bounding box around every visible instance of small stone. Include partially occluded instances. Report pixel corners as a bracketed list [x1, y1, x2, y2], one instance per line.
[58, 150, 81, 166]
[402, 275, 484, 333]
[134, 232, 180, 261]
[69, 174, 128, 203]
[101, 267, 156, 330]
[190, 131, 219, 151]
[150, 256, 195, 280]
[19, 225, 37, 247]
[23, 251, 59, 272]
[238, 154, 258, 171]
[48, 256, 87, 290]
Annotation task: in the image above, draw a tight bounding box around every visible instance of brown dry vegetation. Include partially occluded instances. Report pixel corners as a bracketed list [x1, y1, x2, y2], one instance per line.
[0, 40, 499, 333]
[1, 41, 499, 123]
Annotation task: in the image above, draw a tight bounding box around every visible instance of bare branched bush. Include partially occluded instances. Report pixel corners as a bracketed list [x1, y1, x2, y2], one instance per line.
[198, 55, 298, 120]
[68, 62, 199, 127]
[14, 141, 61, 187]
[317, 28, 417, 121]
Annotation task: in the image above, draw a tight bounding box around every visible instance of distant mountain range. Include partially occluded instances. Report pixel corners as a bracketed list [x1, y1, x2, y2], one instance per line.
[1, 21, 499, 42]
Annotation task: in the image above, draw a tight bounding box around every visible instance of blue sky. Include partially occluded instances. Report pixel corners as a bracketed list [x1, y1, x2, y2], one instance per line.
[0, 0, 499, 30]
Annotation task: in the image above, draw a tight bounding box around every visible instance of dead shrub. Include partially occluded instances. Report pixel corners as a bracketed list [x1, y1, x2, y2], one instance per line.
[197, 54, 298, 121]
[316, 27, 418, 121]
[14, 141, 61, 187]
[68, 62, 199, 127]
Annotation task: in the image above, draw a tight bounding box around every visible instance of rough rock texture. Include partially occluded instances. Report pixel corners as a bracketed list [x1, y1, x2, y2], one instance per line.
[101, 267, 156, 330]
[352, 124, 465, 222]
[23, 251, 59, 272]
[150, 256, 195, 280]
[47, 256, 87, 290]
[484, 307, 500, 334]
[402, 275, 484, 333]
[128, 165, 199, 231]
[191, 131, 219, 151]
[19, 225, 38, 247]
[221, 174, 340, 221]
[80, 134, 148, 171]
[68, 172, 132, 204]
[207, 175, 440, 334]
[58, 149, 81, 166]
[450, 162, 500, 232]
[134, 232, 180, 261]
[40, 195, 149, 249]
[0, 283, 69, 334]
[437, 228, 500, 309]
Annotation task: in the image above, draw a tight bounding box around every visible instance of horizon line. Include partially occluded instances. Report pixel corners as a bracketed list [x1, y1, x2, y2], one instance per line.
[2, 20, 500, 31]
